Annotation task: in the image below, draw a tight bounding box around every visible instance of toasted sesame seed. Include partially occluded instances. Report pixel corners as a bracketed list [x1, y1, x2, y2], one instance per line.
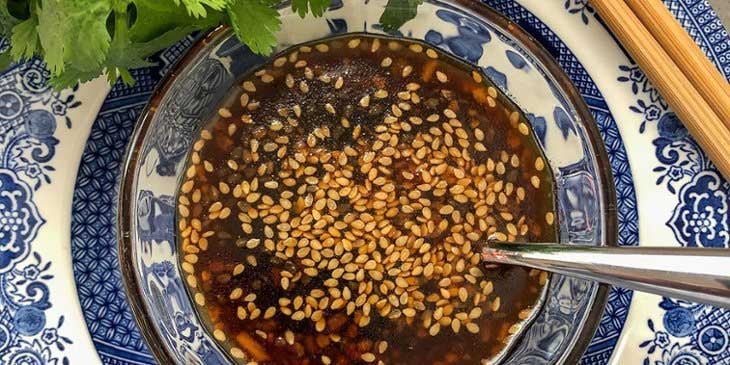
[374, 89, 388, 99]
[230, 347, 245, 359]
[194, 292, 205, 306]
[242, 81, 256, 92]
[458, 287, 468, 302]
[491, 296, 501, 312]
[531, 175, 541, 188]
[274, 57, 287, 67]
[409, 44, 423, 53]
[289, 52, 299, 64]
[361, 353, 376, 362]
[429, 323, 441, 336]
[518, 122, 529, 135]
[325, 103, 336, 115]
[402, 65, 413, 77]
[545, 212, 555, 225]
[348, 38, 361, 48]
[535, 157, 545, 171]
[451, 318, 461, 333]
[371, 38, 381, 52]
[213, 329, 226, 341]
[360, 95, 371, 107]
[218, 108, 232, 118]
[230, 287, 243, 300]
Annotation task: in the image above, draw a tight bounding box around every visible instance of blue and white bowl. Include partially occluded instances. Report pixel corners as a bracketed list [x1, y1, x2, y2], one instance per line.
[117, 0, 617, 363]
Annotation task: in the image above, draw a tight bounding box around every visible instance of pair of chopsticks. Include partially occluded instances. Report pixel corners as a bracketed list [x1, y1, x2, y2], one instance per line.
[590, 0, 730, 180]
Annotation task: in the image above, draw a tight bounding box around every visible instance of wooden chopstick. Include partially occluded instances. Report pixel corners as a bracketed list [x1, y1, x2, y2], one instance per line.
[590, 0, 730, 181]
[624, 0, 730, 125]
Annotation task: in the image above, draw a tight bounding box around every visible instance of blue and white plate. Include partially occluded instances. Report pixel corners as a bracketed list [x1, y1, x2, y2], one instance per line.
[0, 0, 727, 364]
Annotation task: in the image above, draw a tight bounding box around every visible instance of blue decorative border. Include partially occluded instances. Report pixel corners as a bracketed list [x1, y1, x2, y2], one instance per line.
[584, 1, 730, 364]
[0, 59, 82, 365]
[70, 40, 193, 365]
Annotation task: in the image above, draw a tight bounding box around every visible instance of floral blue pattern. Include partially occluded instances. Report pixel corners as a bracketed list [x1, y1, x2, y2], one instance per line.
[606, 1, 730, 364]
[0, 169, 42, 273]
[0, 0, 713, 365]
[563, 0, 594, 25]
[613, 9, 730, 243]
[667, 172, 729, 248]
[639, 298, 730, 365]
[0, 60, 80, 365]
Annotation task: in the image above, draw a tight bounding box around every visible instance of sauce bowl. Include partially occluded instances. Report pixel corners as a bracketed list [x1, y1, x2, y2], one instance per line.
[117, 1, 617, 363]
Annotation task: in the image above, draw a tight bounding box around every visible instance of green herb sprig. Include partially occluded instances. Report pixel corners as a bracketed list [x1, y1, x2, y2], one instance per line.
[0, 0, 421, 89]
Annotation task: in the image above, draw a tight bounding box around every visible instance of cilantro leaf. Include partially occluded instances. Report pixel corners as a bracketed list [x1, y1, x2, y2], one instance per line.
[227, 0, 280, 55]
[379, 0, 422, 32]
[10, 16, 39, 60]
[45, 0, 222, 88]
[130, 0, 222, 43]
[37, 0, 113, 75]
[111, 0, 132, 12]
[291, 0, 330, 18]
[103, 7, 153, 85]
[65, 1, 113, 70]
[0, 0, 21, 37]
[175, 0, 228, 17]
[36, 1, 65, 74]
[49, 64, 104, 89]
[3, 0, 422, 88]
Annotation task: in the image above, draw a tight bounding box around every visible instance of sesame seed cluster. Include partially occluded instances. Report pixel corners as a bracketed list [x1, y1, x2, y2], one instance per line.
[178, 35, 556, 365]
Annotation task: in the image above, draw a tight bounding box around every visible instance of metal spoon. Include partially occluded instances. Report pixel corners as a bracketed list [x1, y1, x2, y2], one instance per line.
[481, 242, 730, 308]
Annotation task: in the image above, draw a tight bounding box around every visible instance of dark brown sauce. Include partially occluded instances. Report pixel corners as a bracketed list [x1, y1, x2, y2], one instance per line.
[177, 34, 558, 365]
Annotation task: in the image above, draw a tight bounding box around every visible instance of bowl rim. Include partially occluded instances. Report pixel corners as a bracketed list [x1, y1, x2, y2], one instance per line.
[116, 27, 228, 364]
[116, 2, 619, 364]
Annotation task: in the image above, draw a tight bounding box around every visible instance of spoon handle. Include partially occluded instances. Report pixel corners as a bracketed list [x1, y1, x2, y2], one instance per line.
[481, 243, 730, 309]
